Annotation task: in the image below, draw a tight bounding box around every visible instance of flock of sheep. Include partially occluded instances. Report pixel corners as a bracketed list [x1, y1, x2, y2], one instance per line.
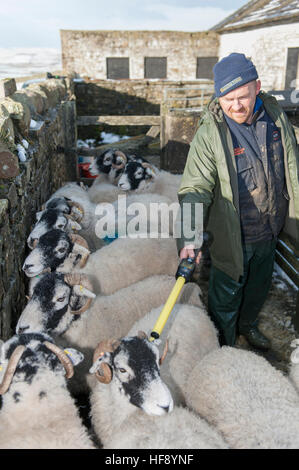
[1, 148, 299, 449]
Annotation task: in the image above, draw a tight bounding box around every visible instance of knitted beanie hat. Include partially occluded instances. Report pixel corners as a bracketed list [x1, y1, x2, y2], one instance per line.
[213, 53, 258, 98]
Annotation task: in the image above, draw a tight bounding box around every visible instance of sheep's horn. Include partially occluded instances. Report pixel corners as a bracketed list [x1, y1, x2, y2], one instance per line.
[0, 345, 26, 395]
[112, 151, 127, 170]
[67, 201, 84, 223]
[69, 234, 90, 268]
[137, 331, 147, 339]
[43, 341, 74, 379]
[92, 339, 120, 384]
[64, 273, 95, 315]
[159, 339, 169, 365]
[32, 239, 38, 248]
[141, 162, 157, 176]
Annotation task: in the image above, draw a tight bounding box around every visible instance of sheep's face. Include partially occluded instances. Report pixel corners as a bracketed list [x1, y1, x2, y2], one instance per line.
[27, 209, 82, 249]
[91, 336, 173, 416]
[45, 197, 71, 214]
[16, 273, 95, 336]
[23, 230, 73, 277]
[89, 149, 118, 175]
[0, 334, 84, 397]
[118, 162, 156, 191]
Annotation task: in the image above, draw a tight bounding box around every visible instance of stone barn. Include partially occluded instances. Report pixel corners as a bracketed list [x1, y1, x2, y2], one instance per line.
[211, 0, 299, 91]
[60, 30, 219, 81]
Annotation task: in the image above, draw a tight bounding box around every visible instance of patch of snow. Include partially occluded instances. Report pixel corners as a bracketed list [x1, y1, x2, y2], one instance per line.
[100, 131, 130, 144]
[273, 262, 298, 291]
[16, 143, 27, 162]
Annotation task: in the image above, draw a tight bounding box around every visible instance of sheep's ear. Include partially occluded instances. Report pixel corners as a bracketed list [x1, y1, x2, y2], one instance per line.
[63, 348, 84, 366]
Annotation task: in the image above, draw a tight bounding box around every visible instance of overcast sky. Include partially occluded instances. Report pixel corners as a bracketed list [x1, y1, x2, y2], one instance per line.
[0, 0, 249, 49]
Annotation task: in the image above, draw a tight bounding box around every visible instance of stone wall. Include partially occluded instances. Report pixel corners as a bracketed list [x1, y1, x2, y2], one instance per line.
[218, 22, 299, 91]
[0, 77, 77, 340]
[75, 79, 213, 116]
[60, 30, 219, 81]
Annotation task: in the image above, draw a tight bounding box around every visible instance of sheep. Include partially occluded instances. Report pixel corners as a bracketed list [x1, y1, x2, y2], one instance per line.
[117, 160, 182, 203]
[0, 332, 96, 449]
[42, 181, 105, 251]
[16, 272, 204, 394]
[27, 207, 82, 249]
[22, 230, 182, 295]
[184, 346, 299, 449]
[125, 303, 220, 406]
[88, 332, 228, 449]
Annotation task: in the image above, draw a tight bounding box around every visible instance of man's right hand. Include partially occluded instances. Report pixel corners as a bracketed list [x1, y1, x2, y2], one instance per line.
[179, 245, 202, 264]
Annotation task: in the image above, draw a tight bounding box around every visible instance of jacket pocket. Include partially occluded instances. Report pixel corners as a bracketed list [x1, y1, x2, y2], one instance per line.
[236, 157, 257, 194]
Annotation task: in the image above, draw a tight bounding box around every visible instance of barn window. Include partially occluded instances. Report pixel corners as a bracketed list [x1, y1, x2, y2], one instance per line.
[144, 57, 167, 79]
[196, 57, 218, 79]
[106, 58, 130, 79]
[285, 48, 299, 89]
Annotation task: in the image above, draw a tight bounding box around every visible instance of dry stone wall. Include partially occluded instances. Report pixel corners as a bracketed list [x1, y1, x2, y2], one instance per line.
[0, 77, 77, 340]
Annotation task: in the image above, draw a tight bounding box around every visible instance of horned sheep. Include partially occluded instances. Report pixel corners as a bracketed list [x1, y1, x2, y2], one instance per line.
[88, 149, 149, 204]
[0, 333, 96, 449]
[16, 272, 204, 394]
[184, 346, 299, 449]
[89, 332, 227, 449]
[118, 160, 182, 203]
[22, 231, 181, 295]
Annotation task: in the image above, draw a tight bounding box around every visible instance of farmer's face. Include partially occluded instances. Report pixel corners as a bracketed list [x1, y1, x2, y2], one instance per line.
[219, 80, 261, 124]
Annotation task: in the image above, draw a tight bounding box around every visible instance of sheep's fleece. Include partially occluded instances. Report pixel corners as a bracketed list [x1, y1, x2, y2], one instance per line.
[185, 346, 299, 449]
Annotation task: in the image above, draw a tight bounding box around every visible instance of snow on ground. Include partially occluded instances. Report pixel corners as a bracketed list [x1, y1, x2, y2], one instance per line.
[77, 132, 130, 148]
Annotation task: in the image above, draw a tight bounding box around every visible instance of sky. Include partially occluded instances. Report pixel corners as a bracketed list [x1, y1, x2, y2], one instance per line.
[0, 0, 249, 49]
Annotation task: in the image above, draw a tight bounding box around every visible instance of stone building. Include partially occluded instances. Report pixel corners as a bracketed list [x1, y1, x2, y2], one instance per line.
[211, 0, 299, 91]
[60, 30, 219, 81]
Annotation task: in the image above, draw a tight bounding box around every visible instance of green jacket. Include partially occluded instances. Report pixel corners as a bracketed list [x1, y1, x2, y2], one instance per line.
[177, 91, 299, 281]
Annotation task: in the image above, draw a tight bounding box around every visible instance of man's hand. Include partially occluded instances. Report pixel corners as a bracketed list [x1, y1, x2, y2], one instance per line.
[179, 244, 202, 264]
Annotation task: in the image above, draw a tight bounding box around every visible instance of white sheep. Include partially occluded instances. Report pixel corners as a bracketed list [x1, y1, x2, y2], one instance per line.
[88, 149, 149, 204]
[89, 332, 228, 449]
[27, 207, 82, 249]
[185, 346, 299, 449]
[22, 232, 182, 295]
[118, 160, 182, 203]
[0, 333, 96, 449]
[43, 181, 105, 251]
[125, 303, 220, 406]
[16, 272, 204, 394]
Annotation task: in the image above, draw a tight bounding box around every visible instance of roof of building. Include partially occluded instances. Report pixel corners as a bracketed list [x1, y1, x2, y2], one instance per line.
[211, 0, 299, 33]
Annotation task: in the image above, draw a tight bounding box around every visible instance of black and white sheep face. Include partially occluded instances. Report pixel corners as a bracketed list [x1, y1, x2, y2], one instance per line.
[45, 197, 71, 214]
[0, 334, 84, 397]
[89, 149, 117, 176]
[118, 161, 156, 191]
[27, 209, 82, 249]
[23, 230, 74, 277]
[91, 337, 173, 416]
[16, 273, 96, 336]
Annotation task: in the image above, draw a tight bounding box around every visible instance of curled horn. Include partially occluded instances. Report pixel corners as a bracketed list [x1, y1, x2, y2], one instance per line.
[137, 331, 147, 339]
[67, 201, 84, 223]
[43, 341, 74, 379]
[0, 345, 26, 395]
[141, 162, 157, 177]
[69, 234, 90, 267]
[112, 151, 127, 170]
[159, 339, 169, 365]
[91, 339, 121, 384]
[32, 239, 38, 249]
[64, 273, 95, 314]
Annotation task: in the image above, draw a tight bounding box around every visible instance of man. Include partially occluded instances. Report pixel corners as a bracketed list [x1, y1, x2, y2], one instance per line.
[177, 52, 299, 349]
